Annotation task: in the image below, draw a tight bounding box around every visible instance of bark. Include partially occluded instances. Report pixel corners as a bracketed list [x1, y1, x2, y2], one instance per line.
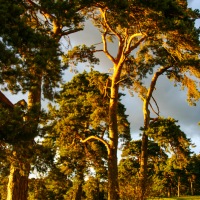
[167, 186, 171, 198]
[139, 66, 171, 199]
[177, 176, 180, 197]
[190, 181, 194, 196]
[107, 71, 120, 200]
[7, 157, 30, 200]
[6, 76, 42, 200]
[139, 132, 149, 199]
[74, 183, 83, 200]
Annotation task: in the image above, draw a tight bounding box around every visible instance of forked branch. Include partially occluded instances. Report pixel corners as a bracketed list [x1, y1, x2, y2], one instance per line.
[125, 35, 146, 55]
[102, 32, 116, 63]
[100, 8, 122, 41]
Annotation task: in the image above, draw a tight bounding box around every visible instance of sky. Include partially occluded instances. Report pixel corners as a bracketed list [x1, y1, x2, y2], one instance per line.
[4, 0, 200, 153]
[67, 0, 200, 153]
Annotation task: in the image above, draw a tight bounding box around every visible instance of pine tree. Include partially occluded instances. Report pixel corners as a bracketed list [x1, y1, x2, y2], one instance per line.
[45, 71, 130, 199]
[64, 1, 200, 199]
[0, 1, 92, 199]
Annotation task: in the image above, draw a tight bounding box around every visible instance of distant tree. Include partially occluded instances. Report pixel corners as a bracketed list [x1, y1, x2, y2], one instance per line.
[119, 117, 193, 198]
[186, 154, 200, 196]
[118, 140, 167, 199]
[147, 117, 193, 197]
[28, 166, 72, 200]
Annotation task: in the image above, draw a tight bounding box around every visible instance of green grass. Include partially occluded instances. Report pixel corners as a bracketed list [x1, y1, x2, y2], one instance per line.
[148, 196, 200, 200]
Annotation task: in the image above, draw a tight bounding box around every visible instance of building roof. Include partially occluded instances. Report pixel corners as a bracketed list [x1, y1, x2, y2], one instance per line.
[0, 91, 14, 109]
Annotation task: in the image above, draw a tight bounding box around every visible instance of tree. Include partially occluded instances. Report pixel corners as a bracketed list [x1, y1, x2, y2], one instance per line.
[1, 1, 199, 199]
[186, 154, 200, 196]
[28, 166, 73, 200]
[65, 1, 200, 199]
[119, 117, 194, 198]
[0, 0, 93, 199]
[46, 71, 130, 199]
[147, 117, 193, 197]
[118, 140, 167, 199]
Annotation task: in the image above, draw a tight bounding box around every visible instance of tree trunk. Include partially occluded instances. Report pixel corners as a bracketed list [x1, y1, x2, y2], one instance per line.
[191, 180, 194, 196]
[139, 98, 150, 200]
[6, 76, 42, 200]
[167, 186, 171, 198]
[177, 176, 180, 197]
[108, 148, 119, 200]
[74, 183, 83, 200]
[139, 133, 148, 199]
[73, 172, 84, 200]
[7, 160, 30, 200]
[108, 72, 120, 200]
[138, 67, 168, 199]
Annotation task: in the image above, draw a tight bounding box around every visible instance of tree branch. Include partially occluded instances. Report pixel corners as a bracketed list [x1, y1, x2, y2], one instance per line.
[143, 65, 172, 128]
[152, 96, 160, 116]
[100, 8, 122, 41]
[125, 35, 146, 55]
[61, 28, 84, 37]
[102, 32, 116, 63]
[146, 66, 172, 105]
[125, 33, 143, 51]
[115, 77, 128, 85]
[26, 0, 83, 40]
[78, 135, 110, 155]
[149, 100, 159, 116]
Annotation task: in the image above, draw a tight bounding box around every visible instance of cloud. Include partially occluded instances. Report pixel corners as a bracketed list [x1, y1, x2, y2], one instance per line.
[5, 0, 200, 153]
[68, 1, 200, 152]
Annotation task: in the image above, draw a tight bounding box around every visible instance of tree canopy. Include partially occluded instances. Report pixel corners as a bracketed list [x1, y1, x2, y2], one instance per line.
[0, 0, 199, 200]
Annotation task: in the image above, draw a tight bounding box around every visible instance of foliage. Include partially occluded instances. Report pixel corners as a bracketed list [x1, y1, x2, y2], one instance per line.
[118, 139, 168, 199]
[146, 117, 193, 164]
[0, 0, 199, 199]
[43, 71, 130, 199]
[82, 176, 107, 200]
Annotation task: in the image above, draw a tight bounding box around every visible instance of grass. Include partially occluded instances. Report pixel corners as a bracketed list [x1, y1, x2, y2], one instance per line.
[148, 196, 200, 200]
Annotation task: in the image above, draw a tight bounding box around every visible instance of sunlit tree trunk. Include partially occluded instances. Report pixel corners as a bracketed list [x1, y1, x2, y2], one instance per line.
[139, 101, 150, 200]
[7, 155, 30, 200]
[167, 186, 171, 198]
[6, 76, 42, 200]
[108, 70, 120, 200]
[139, 66, 170, 199]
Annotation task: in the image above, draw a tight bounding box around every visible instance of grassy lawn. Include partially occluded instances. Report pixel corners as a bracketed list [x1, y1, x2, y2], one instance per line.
[148, 196, 200, 200]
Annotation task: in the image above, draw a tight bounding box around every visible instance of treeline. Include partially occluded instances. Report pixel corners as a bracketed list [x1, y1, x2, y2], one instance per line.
[0, 0, 199, 200]
[0, 71, 200, 200]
